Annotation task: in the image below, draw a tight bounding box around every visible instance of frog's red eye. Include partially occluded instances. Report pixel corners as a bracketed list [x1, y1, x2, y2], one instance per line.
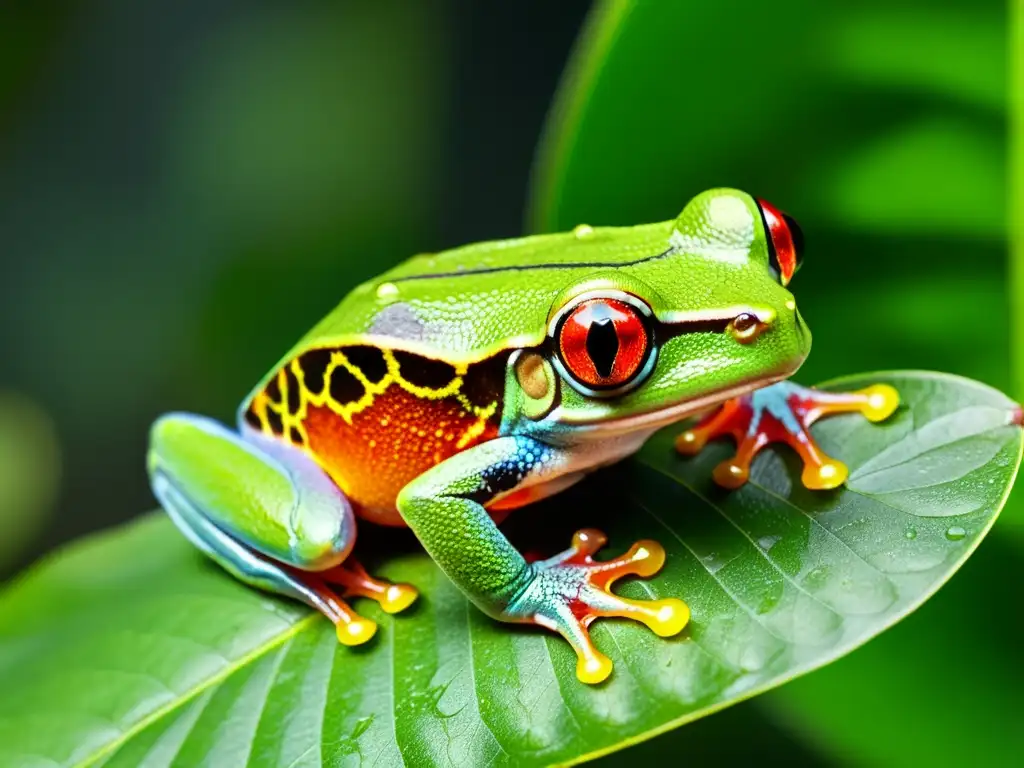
[557, 297, 652, 392]
[757, 198, 804, 286]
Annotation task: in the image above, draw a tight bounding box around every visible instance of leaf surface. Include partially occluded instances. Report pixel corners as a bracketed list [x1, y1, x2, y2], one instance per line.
[0, 371, 1017, 767]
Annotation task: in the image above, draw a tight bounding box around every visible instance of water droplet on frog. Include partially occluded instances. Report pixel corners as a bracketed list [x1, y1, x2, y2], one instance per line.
[904, 527, 917, 540]
[573, 223, 594, 238]
[945, 526, 967, 541]
[376, 282, 400, 301]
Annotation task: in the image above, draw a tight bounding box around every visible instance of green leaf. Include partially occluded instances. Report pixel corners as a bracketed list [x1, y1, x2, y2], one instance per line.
[764, 536, 1024, 767]
[0, 371, 1017, 767]
[529, 0, 1004, 238]
[822, 7, 1005, 111]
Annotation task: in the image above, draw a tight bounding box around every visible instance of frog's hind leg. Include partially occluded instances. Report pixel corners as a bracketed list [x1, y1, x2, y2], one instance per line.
[151, 473, 377, 644]
[148, 414, 415, 644]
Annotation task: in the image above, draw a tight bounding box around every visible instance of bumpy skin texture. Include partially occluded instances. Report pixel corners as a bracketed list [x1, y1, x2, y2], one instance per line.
[397, 437, 550, 611]
[148, 188, 898, 684]
[258, 189, 808, 416]
[242, 345, 508, 525]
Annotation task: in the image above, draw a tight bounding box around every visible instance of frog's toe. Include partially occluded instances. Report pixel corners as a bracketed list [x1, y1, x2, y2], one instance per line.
[710, 461, 744, 489]
[324, 558, 419, 615]
[506, 529, 689, 685]
[675, 427, 707, 455]
[293, 573, 378, 646]
[575, 645, 614, 685]
[855, 384, 900, 422]
[674, 399, 745, 457]
[380, 583, 419, 614]
[801, 458, 848, 490]
[336, 613, 378, 646]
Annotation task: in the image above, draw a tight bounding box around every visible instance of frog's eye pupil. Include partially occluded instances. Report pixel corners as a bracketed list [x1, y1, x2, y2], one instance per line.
[756, 198, 803, 286]
[557, 298, 651, 392]
[585, 317, 619, 378]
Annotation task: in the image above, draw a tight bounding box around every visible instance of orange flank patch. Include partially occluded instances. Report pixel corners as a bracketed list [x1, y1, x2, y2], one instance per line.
[244, 344, 509, 525]
[304, 386, 499, 525]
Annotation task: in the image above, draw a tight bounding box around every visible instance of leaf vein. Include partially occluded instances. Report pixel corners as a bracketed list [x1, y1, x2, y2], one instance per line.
[72, 614, 319, 768]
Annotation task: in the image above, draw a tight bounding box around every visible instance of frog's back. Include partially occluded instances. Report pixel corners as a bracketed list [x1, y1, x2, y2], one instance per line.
[301, 221, 675, 360]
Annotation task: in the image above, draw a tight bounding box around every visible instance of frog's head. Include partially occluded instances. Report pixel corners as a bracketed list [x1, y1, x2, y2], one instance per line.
[510, 188, 812, 436]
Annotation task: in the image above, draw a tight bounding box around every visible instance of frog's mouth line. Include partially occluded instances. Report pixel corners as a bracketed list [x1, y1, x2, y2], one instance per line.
[555, 373, 792, 437]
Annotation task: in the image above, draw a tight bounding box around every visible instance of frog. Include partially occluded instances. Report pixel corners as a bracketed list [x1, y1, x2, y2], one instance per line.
[148, 188, 898, 684]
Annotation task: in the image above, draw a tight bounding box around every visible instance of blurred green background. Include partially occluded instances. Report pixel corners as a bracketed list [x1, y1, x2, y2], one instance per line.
[0, 0, 589, 572]
[0, 0, 1018, 765]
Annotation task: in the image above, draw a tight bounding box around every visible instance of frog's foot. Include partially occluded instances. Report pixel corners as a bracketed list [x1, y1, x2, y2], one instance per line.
[675, 380, 899, 490]
[323, 559, 419, 615]
[149, 413, 380, 647]
[152, 469, 379, 647]
[504, 529, 689, 685]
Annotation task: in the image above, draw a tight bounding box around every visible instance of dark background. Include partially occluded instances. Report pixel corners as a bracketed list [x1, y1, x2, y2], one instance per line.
[0, 0, 592, 573]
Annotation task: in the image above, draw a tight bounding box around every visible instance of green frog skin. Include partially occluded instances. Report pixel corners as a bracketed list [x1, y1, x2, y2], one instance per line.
[148, 189, 898, 684]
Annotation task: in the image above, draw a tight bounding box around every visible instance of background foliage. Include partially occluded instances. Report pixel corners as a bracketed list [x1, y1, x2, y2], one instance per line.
[0, 0, 1018, 765]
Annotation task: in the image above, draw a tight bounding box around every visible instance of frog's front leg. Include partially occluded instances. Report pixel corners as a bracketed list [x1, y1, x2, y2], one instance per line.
[148, 414, 417, 644]
[675, 380, 900, 489]
[397, 436, 689, 685]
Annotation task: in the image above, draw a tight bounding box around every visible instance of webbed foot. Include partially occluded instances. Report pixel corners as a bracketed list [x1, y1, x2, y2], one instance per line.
[504, 529, 689, 684]
[675, 380, 899, 490]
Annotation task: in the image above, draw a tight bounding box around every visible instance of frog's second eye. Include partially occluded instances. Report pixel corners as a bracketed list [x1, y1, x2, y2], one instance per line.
[556, 297, 653, 394]
[756, 198, 804, 286]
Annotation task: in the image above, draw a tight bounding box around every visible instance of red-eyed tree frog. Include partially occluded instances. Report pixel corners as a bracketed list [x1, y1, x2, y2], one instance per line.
[148, 189, 898, 684]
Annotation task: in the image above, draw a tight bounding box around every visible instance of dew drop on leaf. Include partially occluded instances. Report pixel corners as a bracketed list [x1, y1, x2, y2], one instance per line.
[945, 526, 967, 541]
